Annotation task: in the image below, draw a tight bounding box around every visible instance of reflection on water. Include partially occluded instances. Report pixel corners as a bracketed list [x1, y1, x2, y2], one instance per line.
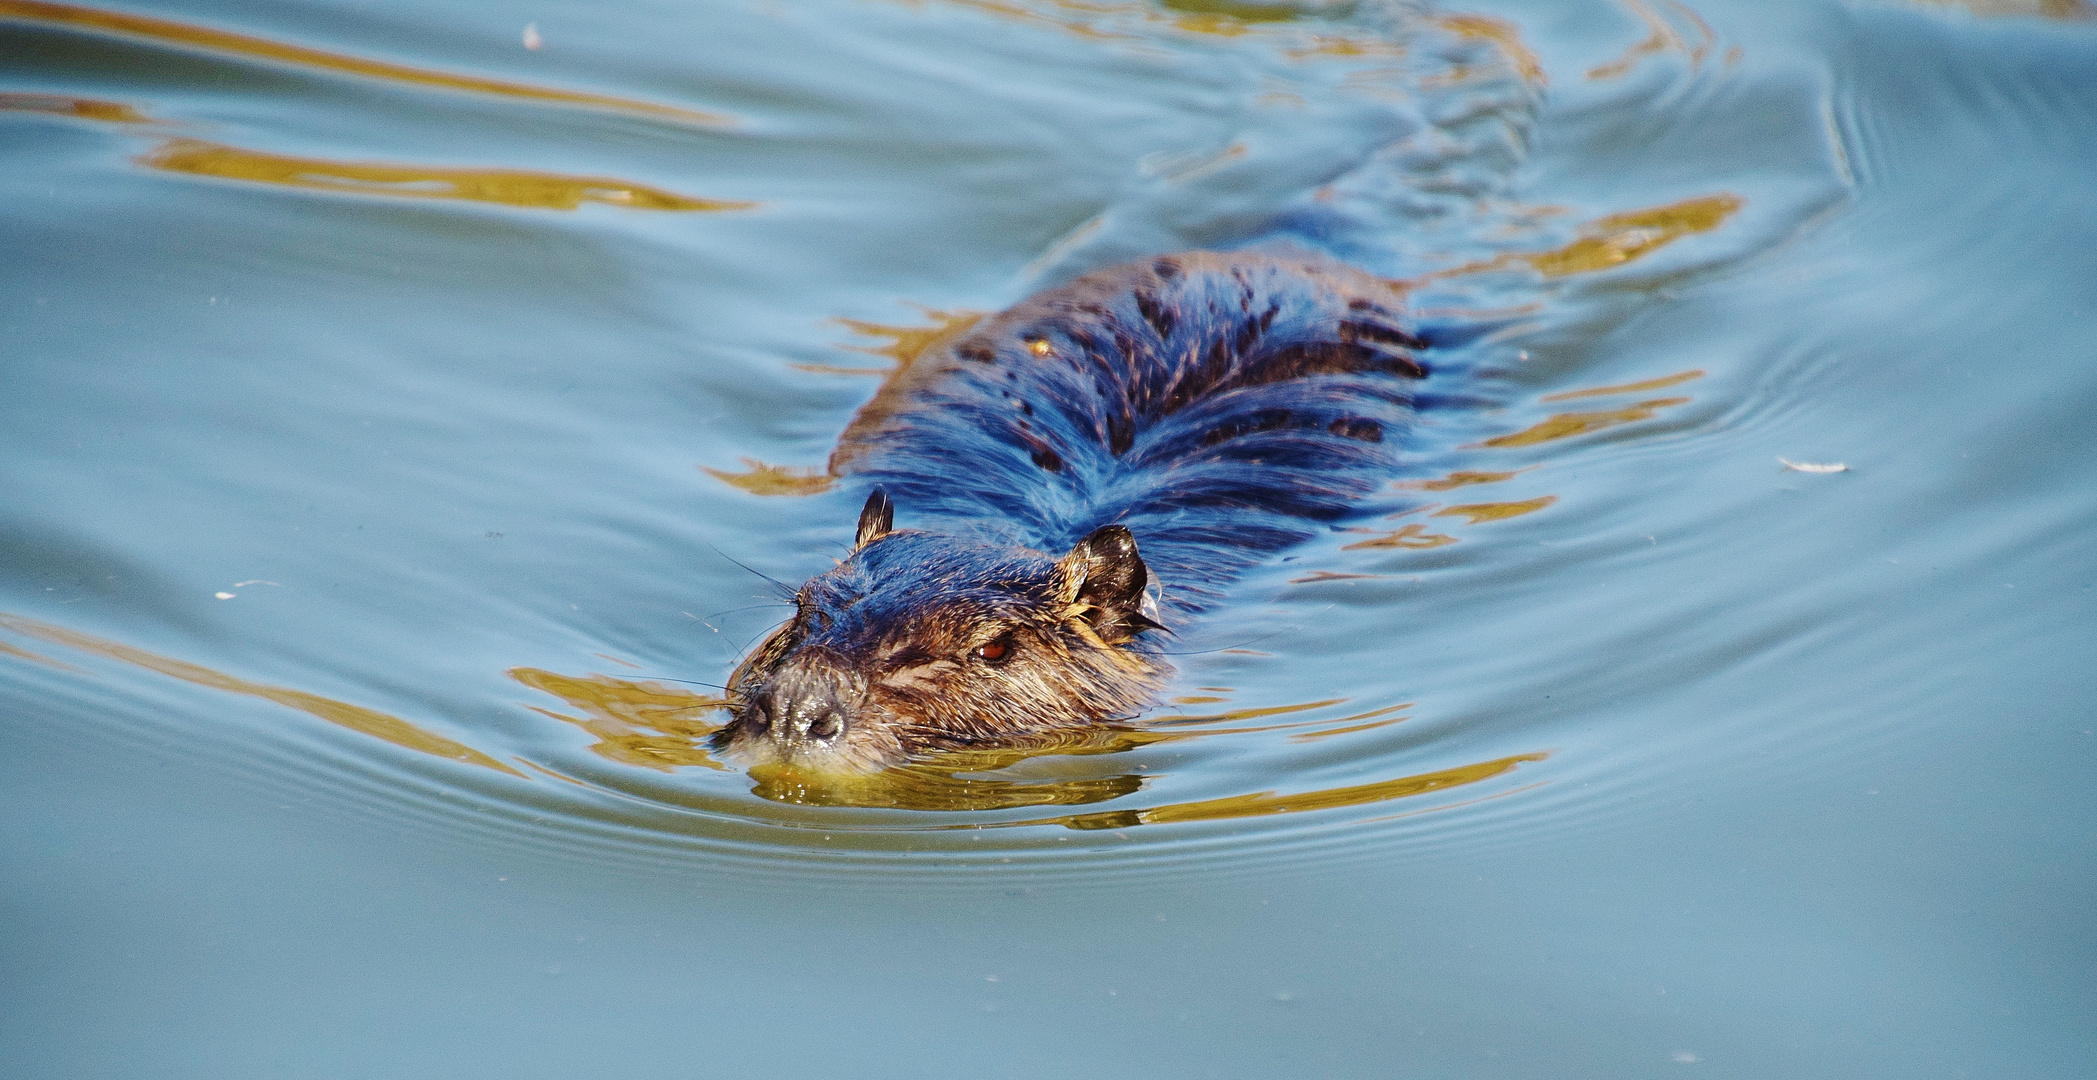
[1477, 396, 1693, 448]
[1524, 195, 1741, 277]
[1586, 0, 1721, 81]
[701, 458, 835, 496]
[1342, 523, 1461, 550]
[735, 710, 1546, 826]
[811, 313, 986, 373]
[0, 613, 520, 774]
[1919, 0, 2093, 16]
[1433, 14, 1547, 84]
[1396, 468, 1530, 491]
[0, 84, 751, 212]
[1157, 0, 1310, 25]
[1434, 496, 1557, 524]
[748, 730, 1157, 812]
[139, 139, 754, 212]
[905, 0, 1395, 43]
[1415, 193, 1744, 284]
[1007, 752, 1547, 830]
[1542, 368, 1704, 402]
[0, 89, 149, 122]
[509, 667, 728, 772]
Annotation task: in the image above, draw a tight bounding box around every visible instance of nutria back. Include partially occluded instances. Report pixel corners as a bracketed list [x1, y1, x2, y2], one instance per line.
[832, 252, 1426, 607]
[715, 252, 1427, 771]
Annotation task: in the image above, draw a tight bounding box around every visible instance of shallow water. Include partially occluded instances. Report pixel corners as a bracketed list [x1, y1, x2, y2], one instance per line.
[3, 0, 2094, 1075]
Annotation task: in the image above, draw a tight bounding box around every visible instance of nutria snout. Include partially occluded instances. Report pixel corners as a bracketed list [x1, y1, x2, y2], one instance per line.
[744, 655, 854, 744]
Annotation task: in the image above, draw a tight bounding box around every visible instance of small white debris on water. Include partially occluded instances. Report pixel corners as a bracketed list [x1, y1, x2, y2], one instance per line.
[214, 592, 235, 600]
[1779, 458, 1848, 473]
[522, 22, 543, 50]
[1672, 1051, 1701, 1064]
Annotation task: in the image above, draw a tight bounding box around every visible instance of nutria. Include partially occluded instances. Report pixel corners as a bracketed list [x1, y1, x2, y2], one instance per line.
[711, 252, 1427, 772]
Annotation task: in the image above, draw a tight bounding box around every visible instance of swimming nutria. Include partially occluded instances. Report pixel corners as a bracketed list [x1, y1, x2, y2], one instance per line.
[712, 252, 1426, 772]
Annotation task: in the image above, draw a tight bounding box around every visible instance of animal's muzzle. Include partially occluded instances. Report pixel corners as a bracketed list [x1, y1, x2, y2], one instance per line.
[743, 661, 854, 748]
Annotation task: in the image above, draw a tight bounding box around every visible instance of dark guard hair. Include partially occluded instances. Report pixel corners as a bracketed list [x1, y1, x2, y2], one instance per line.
[713, 252, 1427, 772]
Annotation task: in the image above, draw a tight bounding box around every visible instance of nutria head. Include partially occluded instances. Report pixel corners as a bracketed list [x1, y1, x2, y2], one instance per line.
[710, 490, 1169, 773]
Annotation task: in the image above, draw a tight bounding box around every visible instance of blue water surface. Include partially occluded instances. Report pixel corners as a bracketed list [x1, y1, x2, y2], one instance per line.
[2, 0, 2093, 1076]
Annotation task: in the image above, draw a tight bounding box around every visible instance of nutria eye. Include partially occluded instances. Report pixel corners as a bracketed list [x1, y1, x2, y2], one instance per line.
[973, 636, 1014, 663]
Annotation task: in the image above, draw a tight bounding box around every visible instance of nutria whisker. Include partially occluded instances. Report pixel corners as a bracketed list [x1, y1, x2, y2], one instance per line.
[703, 542, 797, 600]
[633, 676, 734, 692]
[699, 603, 794, 623]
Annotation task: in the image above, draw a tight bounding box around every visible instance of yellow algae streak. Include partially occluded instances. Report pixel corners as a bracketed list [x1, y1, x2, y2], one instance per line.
[0, 94, 747, 214]
[0, 612, 520, 774]
[1289, 715, 1407, 742]
[0, 90, 151, 123]
[836, 309, 986, 372]
[701, 458, 833, 496]
[1434, 14, 1546, 85]
[510, 667, 728, 772]
[1287, 571, 1380, 584]
[1586, 0, 1716, 80]
[1916, 0, 2094, 17]
[925, 0, 1133, 41]
[1159, 0, 1304, 24]
[0, 637, 68, 667]
[1287, 701, 1412, 743]
[905, 0, 1398, 53]
[1416, 194, 1742, 285]
[1150, 697, 1347, 726]
[0, 0, 732, 125]
[138, 139, 753, 211]
[1341, 523, 1458, 551]
[1542, 368, 1704, 402]
[1039, 752, 1548, 829]
[1395, 468, 1529, 492]
[787, 363, 896, 376]
[1523, 194, 1741, 277]
[1434, 495, 1557, 524]
[1285, 33, 1406, 60]
[1478, 396, 1691, 448]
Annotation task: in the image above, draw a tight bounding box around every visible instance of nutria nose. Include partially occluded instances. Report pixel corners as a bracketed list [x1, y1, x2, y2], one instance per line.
[763, 664, 852, 746]
[803, 709, 844, 741]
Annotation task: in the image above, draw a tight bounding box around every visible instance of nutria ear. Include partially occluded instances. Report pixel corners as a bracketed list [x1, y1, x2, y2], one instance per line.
[855, 488, 894, 549]
[1059, 525, 1158, 643]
